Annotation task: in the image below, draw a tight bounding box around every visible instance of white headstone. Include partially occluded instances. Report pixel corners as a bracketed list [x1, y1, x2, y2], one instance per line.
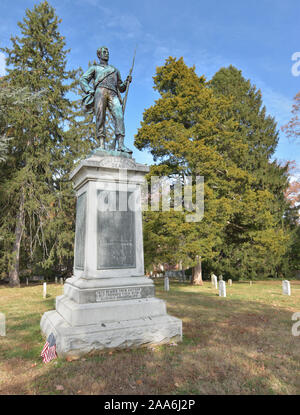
[219, 280, 226, 297]
[26, 278, 28, 286]
[55, 277, 58, 284]
[0, 312, 5, 336]
[60, 277, 63, 285]
[211, 274, 218, 289]
[43, 282, 47, 299]
[282, 280, 291, 296]
[228, 279, 232, 286]
[250, 281, 252, 286]
[164, 276, 170, 291]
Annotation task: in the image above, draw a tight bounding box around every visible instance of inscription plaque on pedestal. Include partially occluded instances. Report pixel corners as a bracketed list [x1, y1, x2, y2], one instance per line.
[75, 192, 86, 269]
[97, 190, 136, 269]
[96, 287, 142, 302]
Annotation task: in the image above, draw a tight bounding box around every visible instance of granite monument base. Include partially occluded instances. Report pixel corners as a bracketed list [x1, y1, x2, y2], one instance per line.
[41, 275, 182, 357]
[40, 151, 182, 357]
[41, 307, 182, 358]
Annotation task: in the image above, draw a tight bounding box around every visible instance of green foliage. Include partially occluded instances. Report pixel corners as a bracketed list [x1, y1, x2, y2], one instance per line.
[0, 1, 93, 280]
[136, 58, 292, 279]
[210, 66, 292, 279]
[0, 85, 44, 161]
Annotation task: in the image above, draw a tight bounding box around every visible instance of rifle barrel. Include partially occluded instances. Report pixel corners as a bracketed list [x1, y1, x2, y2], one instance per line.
[122, 48, 136, 114]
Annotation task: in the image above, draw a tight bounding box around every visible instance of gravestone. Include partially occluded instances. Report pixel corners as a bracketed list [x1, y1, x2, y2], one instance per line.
[0, 312, 5, 336]
[41, 152, 182, 357]
[282, 280, 291, 296]
[219, 280, 226, 297]
[211, 274, 218, 289]
[43, 282, 47, 299]
[164, 276, 169, 291]
[228, 279, 232, 286]
[26, 278, 28, 286]
[250, 281, 252, 286]
[55, 277, 58, 284]
[60, 277, 63, 285]
[178, 270, 185, 283]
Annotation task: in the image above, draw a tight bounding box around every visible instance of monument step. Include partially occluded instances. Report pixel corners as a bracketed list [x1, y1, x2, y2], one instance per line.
[56, 295, 167, 327]
[64, 276, 155, 304]
[41, 309, 182, 358]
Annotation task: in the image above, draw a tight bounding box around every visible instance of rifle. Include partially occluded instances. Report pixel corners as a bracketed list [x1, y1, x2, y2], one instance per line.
[122, 47, 136, 114]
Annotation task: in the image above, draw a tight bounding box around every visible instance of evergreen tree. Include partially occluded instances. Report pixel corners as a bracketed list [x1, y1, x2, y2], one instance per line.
[136, 57, 249, 276]
[0, 83, 43, 161]
[0, 1, 91, 286]
[210, 66, 291, 278]
[135, 58, 290, 280]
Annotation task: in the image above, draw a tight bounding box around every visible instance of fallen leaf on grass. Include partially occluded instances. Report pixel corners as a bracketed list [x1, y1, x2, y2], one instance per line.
[136, 379, 143, 385]
[31, 363, 37, 367]
[66, 356, 79, 362]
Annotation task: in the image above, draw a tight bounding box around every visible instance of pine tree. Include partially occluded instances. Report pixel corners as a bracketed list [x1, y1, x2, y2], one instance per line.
[135, 58, 290, 280]
[0, 83, 43, 161]
[210, 66, 291, 278]
[0, 1, 91, 286]
[135, 57, 249, 276]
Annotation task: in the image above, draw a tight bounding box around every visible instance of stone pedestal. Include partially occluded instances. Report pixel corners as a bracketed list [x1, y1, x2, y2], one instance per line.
[41, 151, 182, 357]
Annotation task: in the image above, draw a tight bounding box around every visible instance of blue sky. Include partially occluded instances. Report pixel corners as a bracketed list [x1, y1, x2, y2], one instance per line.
[0, 0, 299, 172]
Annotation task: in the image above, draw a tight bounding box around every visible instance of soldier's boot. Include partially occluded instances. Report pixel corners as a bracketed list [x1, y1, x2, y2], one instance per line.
[116, 135, 132, 154]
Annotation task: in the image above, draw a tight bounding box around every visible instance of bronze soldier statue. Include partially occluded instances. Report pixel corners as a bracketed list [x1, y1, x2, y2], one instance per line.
[80, 46, 132, 153]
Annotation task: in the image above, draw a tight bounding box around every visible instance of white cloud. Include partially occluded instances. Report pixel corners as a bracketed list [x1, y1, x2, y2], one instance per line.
[0, 52, 6, 76]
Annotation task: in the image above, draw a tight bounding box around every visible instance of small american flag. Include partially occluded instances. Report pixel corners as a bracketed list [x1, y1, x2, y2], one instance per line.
[41, 333, 57, 363]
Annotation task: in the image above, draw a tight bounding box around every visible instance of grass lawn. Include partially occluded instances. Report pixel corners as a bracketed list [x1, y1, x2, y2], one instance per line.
[0, 279, 299, 395]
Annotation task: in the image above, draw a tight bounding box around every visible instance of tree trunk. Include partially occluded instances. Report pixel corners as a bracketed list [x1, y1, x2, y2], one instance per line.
[191, 255, 203, 285]
[9, 190, 25, 287]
